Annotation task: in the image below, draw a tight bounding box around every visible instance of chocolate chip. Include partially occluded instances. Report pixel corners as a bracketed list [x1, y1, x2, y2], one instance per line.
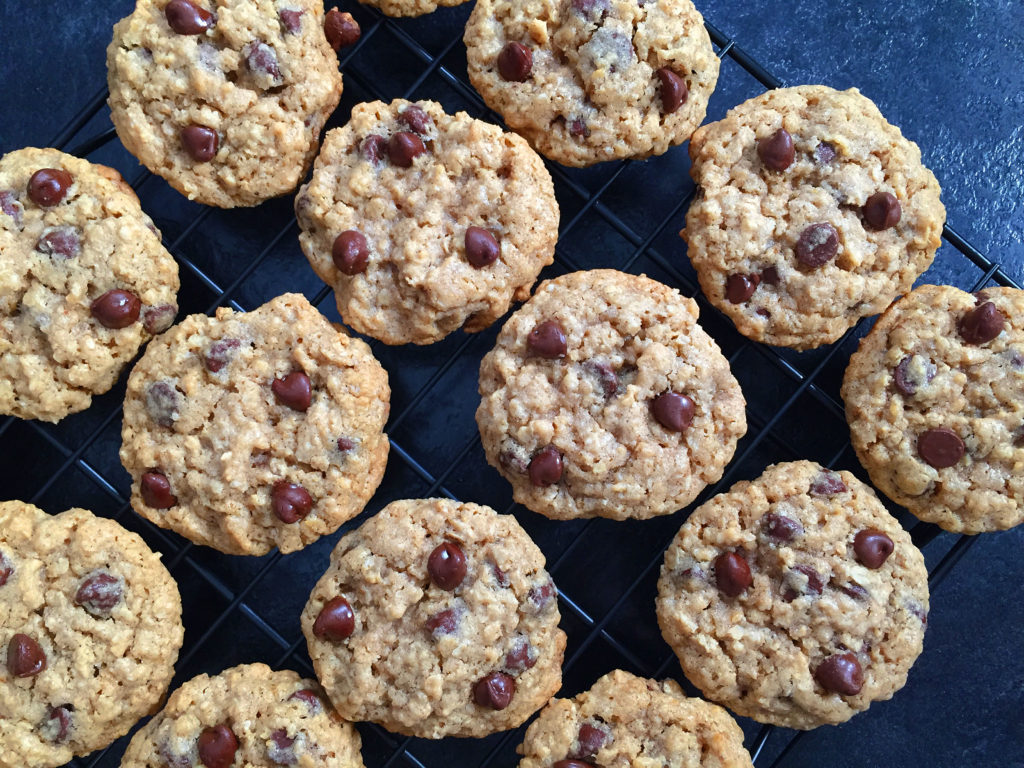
[490, 559, 510, 588]
[657, 68, 688, 113]
[795, 222, 839, 268]
[918, 427, 964, 468]
[782, 564, 823, 602]
[854, 529, 894, 569]
[428, 542, 468, 591]
[760, 265, 781, 285]
[35, 227, 80, 259]
[758, 128, 794, 171]
[332, 230, 369, 275]
[268, 729, 296, 765]
[761, 512, 803, 542]
[809, 470, 847, 497]
[198, 724, 237, 768]
[27, 168, 73, 207]
[143, 304, 177, 334]
[814, 652, 863, 696]
[42, 706, 72, 743]
[337, 437, 355, 452]
[499, 446, 529, 474]
[361, 135, 387, 164]
[714, 551, 752, 597]
[314, 596, 355, 641]
[324, 8, 360, 50]
[585, 361, 618, 398]
[498, 42, 532, 82]
[0, 550, 11, 586]
[272, 371, 312, 411]
[400, 105, 432, 134]
[181, 124, 218, 162]
[814, 141, 836, 164]
[165, 0, 214, 34]
[554, 761, 595, 768]
[7, 633, 46, 677]
[725, 273, 760, 304]
[272, 481, 313, 523]
[244, 41, 283, 83]
[528, 581, 555, 611]
[839, 582, 869, 600]
[907, 601, 928, 627]
[473, 672, 515, 709]
[571, 723, 608, 760]
[426, 608, 459, 636]
[504, 636, 537, 672]
[528, 445, 563, 486]
[91, 289, 141, 329]
[959, 301, 1006, 345]
[862, 191, 901, 230]
[75, 571, 123, 616]
[893, 354, 935, 396]
[388, 132, 426, 168]
[527, 320, 567, 358]
[141, 470, 177, 508]
[651, 392, 695, 432]
[145, 381, 181, 427]
[279, 8, 304, 34]
[0, 190, 24, 227]
[204, 338, 241, 372]
[572, 0, 610, 16]
[465, 226, 500, 268]
[288, 689, 323, 712]
[569, 117, 590, 138]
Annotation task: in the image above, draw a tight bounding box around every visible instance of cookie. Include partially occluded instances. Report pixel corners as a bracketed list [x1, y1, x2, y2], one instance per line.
[842, 284, 1024, 534]
[0, 501, 183, 768]
[359, 0, 467, 18]
[301, 498, 566, 738]
[476, 269, 746, 521]
[107, 0, 343, 208]
[119, 293, 390, 556]
[656, 461, 929, 729]
[295, 98, 559, 345]
[0, 147, 179, 423]
[517, 669, 753, 768]
[682, 85, 945, 350]
[119, 663, 364, 768]
[464, 0, 719, 166]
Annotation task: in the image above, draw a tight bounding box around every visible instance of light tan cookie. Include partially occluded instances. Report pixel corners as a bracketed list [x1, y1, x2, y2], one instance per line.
[0, 147, 179, 423]
[359, 0, 467, 17]
[0, 501, 183, 768]
[107, 0, 342, 207]
[517, 670, 753, 768]
[295, 98, 559, 345]
[464, 0, 719, 166]
[842, 284, 1024, 533]
[656, 461, 929, 729]
[682, 85, 945, 350]
[119, 293, 390, 556]
[301, 498, 566, 738]
[119, 663, 364, 768]
[476, 269, 746, 521]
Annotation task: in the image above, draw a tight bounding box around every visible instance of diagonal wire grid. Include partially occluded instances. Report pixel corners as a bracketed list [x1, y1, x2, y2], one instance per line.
[5, 3, 1020, 768]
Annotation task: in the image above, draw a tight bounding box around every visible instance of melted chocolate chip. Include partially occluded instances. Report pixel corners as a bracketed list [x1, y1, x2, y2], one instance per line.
[918, 427, 964, 468]
[361, 135, 387, 164]
[198, 724, 237, 768]
[332, 230, 369, 275]
[181, 124, 219, 162]
[426, 608, 459, 636]
[244, 41, 283, 83]
[91, 289, 141, 329]
[782, 564, 823, 602]
[760, 265, 781, 285]
[141, 470, 177, 508]
[272, 371, 312, 411]
[27, 168, 73, 207]
[725, 273, 759, 304]
[268, 729, 296, 765]
[490, 559, 510, 588]
[504, 636, 537, 672]
[7, 633, 46, 677]
[279, 8, 304, 34]
[498, 42, 532, 81]
[528, 581, 555, 611]
[569, 117, 590, 138]
[0, 550, 11, 586]
[761, 512, 803, 542]
[862, 191, 901, 230]
[572, 0, 610, 16]
[571, 723, 608, 760]
[204, 338, 241, 373]
[465, 226, 500, 268]
[143, 304, 177, 334]
[324, 9, 360, 50]
[809, 470, 847, 497]
[853, 529, 894, 569]
[43, 706, 72, 743]
[959, 301, 1005, 345]
[839, 582, 869, 600]
[651, 392, 695, 432]
[554, 762, 594, 768]
[287, 689, 323, 712]
[714, 551, 752, 597]
[814, 653, 863, 696]
[36, 227, 80, 259]
[428, 541, 468, 591]
[400, 105, 432, 134]
[314, 596, 355, 641]
[893, 354, 935, 396]
[528, 445, 563, 486]
[795, 222, 839, 268]
[814, 141, 836, 164]
[527, 320, 567, 358]
[74, 571, 123, 616]
[758, 128, 794, 171]
[337, 437, 355, 452]
[473, 672, 515, 709]
[585, 361, 618, 398]
[0, 190, 24, 226]
[165, 0, 214, 34]
[145, 381, 181, 427]
[657, 68, 688, 113]
[271, 481, 313, 523]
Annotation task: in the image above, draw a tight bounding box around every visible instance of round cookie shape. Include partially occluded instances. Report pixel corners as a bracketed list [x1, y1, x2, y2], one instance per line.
[0, 501, 183, 768]
[464, 0, 720, 167]
[362, 0, 469, 17]
[0, 147, 179, 422]
[682, 85, 946, 350]
[119, 293, 390, 555]
[107, 0, 343, 207]
[476, 269, 747, 521]
[295, 99, 559, 345]
[842, 284, 1024, 533]
[655, 461, 929, 729]
[517, 670, 753, 768]
[118, 663, 364, 768]
[301, 498, 566, 738]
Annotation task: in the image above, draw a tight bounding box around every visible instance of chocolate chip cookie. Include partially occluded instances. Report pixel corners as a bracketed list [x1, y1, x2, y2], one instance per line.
[0, 147, 179, 423]
[119, 663, 364, 768]
[464, 0, 719, 166]
[476, 269, 747, 521]
[119, 293, 390, 556]
[360, 0, 468, 17]
[301, 498, 566, 738]
[656, 461, 929, 729]
[843, 284, 1024, 534]
[517, 669, 753, 768]
[0, 501, 183, 768]
[295, 98, 559, 345]
[682, 85, 945, 350]
[107, 0, 343, 208]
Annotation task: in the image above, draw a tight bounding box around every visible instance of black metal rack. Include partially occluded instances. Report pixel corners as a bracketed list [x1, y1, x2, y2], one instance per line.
[4, 3, 1020, 767]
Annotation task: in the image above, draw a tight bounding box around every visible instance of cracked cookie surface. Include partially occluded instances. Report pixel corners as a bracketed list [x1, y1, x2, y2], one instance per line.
[0, 501, 183, 768]
[107, 0, 342, 207]
[656, 461, 929, 729]
[119, 293, 390, 555]
[682, 85, 945, 350]
[465, 0, 719, 166]
[296, 99, 559, 345]
[476, 269, 746, 521]
[0, 147, 179, 423]
[301, 498, 566, 738]
[843, 284, 1024, 533]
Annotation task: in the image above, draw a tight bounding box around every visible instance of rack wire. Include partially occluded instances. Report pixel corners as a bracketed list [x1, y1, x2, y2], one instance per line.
[5, 2, 1020, 767]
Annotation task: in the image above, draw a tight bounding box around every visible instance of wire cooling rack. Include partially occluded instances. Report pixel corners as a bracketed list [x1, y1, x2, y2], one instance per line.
[4, 2, 1021, 767]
